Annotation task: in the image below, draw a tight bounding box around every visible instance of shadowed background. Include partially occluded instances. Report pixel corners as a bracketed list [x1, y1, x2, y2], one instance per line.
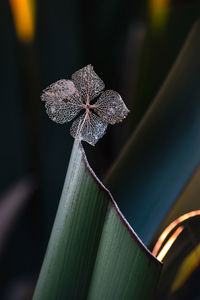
[0, 0, 200, 299]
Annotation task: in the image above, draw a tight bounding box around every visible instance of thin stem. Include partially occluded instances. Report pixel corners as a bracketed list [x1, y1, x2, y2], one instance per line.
[77, 108, 90, 137]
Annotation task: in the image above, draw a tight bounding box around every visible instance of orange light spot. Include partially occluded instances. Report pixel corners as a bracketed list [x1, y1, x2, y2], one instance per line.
[156, 226, 184, 262]
[153, 210, 200, 257]
[148, 0, 171, 30]
[9, 0, 35, 43]
[149, 0, 170, 13]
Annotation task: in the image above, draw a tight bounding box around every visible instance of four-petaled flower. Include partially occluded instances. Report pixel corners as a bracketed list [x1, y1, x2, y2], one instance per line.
[41, 65, 129, 146]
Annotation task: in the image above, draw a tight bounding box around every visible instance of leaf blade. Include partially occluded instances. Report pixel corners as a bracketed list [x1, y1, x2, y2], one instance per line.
[33, 140, 161, 300]
[105, 20, 200, 244]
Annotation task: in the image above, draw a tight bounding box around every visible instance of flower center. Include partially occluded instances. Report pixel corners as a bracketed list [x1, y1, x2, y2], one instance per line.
[82, 103, 91, 110]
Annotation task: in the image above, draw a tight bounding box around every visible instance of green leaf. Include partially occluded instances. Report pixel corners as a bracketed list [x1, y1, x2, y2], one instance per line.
[151, 165, 200, 247]
[170, 243, 200, 294]
[148, 165, 200, 298]
[33, 140, 161, 300]
[154, 214, 200, 299]
[131, 3, 200, 129]
[105, 20, 200, 244]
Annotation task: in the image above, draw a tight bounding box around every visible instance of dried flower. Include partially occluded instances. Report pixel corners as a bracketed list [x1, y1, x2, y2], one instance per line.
[41, 65, 129, 146]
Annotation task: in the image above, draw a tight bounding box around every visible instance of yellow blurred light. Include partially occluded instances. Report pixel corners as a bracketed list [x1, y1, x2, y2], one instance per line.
[9, 0, 36, 43]
[152, 210, 200, 257]
[148, 0, 171, 31]
[171, 243, 200, 292]
[156, 226, 184, 262]
[149, 0, 170, 13]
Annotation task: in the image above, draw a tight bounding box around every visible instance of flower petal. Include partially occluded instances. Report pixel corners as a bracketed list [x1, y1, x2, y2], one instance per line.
[71, 65, 105, 102]
[45, 100, 82, 124]
[70, 112, 107, 146]
[41, 79, 82, 106]
[41, 80, 82, 123]
[93, 90, 130, 124]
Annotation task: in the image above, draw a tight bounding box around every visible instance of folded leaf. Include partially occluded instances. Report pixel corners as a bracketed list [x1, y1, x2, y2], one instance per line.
[33, 140, 161, 300]
[154, 215, 200, 299]
[151, 165, 200, 247]
[105, 20, 200, 244]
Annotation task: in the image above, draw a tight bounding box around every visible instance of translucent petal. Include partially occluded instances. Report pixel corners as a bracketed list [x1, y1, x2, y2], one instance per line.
[93, 90, 130, 124]
[71, 65, 105, 102]
[41, 79, 82, 106]
[45, 100, 82, 124]
[41, 79, 83, 123]
[70, 112, 107, 146]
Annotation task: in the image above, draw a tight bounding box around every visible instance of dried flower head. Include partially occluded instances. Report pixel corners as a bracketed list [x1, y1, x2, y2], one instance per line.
[41, 65, 129, 146]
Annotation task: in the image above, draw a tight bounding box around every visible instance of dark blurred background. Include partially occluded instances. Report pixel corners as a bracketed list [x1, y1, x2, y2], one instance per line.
[1, 0, 200, 299]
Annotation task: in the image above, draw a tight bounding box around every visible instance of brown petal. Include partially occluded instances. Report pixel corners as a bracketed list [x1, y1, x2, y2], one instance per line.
[70, 111, 107, 146]
[41, 79, 82, 106]
[45, 100, 82, 124]
[94, 90, 130, 124]
[71, 65, 105, 102]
